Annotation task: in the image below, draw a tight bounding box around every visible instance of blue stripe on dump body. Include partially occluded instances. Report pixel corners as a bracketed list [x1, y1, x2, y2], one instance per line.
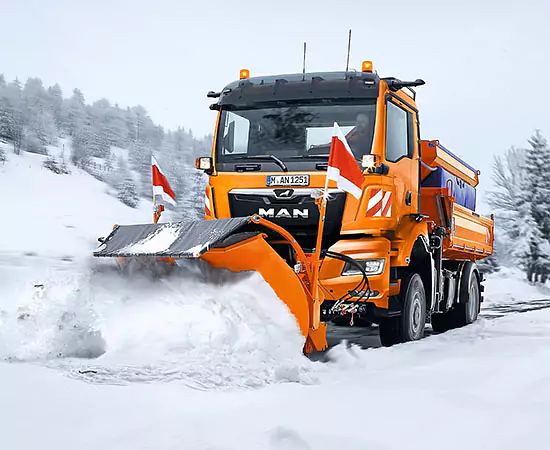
[421, 167, 477, 211]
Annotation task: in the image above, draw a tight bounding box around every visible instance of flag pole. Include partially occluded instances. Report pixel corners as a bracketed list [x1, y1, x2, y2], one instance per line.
[152, 156, 158, 224]
[151, 155, 176, 224]
[310, 133, 333, 316]
[152, 155, 161, 224]
[153, 197, 159, 224]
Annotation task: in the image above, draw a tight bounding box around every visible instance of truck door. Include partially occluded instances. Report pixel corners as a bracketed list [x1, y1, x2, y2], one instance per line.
[384, 97, 419, 219]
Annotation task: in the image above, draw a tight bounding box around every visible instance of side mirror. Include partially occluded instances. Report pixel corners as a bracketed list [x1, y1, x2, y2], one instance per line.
[196, 157, 213, 175]
[223, 121, 235, 154]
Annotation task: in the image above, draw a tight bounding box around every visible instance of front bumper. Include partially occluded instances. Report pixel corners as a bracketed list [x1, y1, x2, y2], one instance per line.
[319, 237, 394, 312]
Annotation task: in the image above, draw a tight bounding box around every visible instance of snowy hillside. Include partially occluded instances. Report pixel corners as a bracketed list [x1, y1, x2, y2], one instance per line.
[1, 148, 550, 449]
[0, 148, 310, 384]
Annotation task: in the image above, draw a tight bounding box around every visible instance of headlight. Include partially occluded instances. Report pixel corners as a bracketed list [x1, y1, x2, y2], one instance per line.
[342, 258, 385, 276]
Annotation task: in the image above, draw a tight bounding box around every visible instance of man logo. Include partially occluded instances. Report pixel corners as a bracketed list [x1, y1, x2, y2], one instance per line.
[258, 208, 309, 219]
[273, 189, 294, 198]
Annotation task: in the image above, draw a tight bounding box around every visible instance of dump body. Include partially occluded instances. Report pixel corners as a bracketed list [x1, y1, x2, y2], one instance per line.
[418, 139, 492, 260]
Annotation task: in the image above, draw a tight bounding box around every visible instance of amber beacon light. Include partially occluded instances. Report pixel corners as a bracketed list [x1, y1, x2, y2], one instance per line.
[239, 69, 250, 79]
[362, 61, 373, 73]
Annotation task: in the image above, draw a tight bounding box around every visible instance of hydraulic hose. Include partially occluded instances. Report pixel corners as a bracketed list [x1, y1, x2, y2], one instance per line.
[324, 251, 372, 309]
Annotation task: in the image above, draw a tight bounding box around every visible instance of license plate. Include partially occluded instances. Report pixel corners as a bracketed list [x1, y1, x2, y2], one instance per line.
[266, 174, 310, 186]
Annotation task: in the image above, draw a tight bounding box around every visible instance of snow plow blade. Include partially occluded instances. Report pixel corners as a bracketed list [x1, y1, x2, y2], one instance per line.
[94, 215, 328, 353]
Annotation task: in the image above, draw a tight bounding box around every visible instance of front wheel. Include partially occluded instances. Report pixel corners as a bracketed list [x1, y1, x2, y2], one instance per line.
[379, 272, 426, 347]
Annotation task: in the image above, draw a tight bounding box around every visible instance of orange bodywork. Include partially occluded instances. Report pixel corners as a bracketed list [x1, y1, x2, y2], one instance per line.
[195, 77, 494, 353]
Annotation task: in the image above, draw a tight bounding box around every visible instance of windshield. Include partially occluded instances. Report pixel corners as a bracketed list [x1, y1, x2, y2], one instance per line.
[216, 102, 376, 161]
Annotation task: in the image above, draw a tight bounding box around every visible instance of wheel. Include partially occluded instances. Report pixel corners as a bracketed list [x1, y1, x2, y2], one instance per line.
[454, 262, 480, 327]
[400, 273, 427, 342]
[379, 272, 426, 347]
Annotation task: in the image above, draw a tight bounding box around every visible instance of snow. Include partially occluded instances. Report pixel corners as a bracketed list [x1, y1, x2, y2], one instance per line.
[1, 148, 550, 449]
[121, 225, 182, 254]
[483, 266, 550, 306]
[184, 241, 210, 257]
[0, 148, 312, 389]
[2, 308, 550, 450]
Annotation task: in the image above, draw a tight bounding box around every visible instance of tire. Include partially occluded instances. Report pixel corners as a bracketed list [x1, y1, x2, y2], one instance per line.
[379, 272, 426, 346]
[454, 262, 480, 327]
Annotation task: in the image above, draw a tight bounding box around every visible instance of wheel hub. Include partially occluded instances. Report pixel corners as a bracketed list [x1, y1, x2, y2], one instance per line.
[469, 281, 478, 317]
[411, 293, 422, 333]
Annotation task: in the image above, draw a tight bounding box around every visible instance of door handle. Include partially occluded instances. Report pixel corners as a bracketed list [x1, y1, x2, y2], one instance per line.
[406, 191, 412, 206]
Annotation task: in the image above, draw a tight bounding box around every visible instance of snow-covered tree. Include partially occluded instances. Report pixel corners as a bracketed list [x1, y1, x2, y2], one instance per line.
[524, 131, 550, 239]
[71, 123, 91, 167]
[22, 77, 57, 149]
[0, 71, 212, 213]
[489, 132, 550, 282]
[47, 83, 64, 133]
[63, 88, 87, 137]
[0, 78, 24, 153]
[106, 104, 128, 148]
[519, 131, 550, 281]
[116, 176, 139, 208]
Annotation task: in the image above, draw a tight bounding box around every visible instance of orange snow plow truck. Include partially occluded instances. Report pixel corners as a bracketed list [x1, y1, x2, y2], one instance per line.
[94, 62, 494, 353]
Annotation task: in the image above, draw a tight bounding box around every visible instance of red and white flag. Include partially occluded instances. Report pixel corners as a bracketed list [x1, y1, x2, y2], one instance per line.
[326, 122, 364, 199]
[152, 156, 176, 206]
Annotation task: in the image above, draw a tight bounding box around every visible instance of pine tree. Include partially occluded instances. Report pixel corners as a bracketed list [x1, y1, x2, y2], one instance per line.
[519, 130, 550, 281]
[47, 83, 64, 133]
[71, 123, 91, 167]
[64, 88, 87, 137]
[116, 176, 139, 208]
[0, 146, 6, 164]
[22, 77, 57, 149]
[0, 97, 13, 142]
[88, 99, 111, 158]
[106, 104, 127, 148]
[1, 78, 24, 154]
[526, 131, 550, 239]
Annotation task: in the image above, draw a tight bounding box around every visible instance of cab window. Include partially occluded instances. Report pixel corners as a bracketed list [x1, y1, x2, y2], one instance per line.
[386, 101, 412, 162]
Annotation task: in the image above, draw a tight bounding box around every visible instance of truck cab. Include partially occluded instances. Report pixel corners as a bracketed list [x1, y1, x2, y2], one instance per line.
[198, 63, 494, 346]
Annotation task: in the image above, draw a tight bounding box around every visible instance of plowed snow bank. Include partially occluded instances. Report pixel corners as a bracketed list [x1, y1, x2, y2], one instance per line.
[0, 260, 316, 389]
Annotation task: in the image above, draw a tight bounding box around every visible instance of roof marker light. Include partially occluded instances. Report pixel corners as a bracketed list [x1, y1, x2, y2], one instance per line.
[361, 61, 373, 73]
[239, 69, 250, 79]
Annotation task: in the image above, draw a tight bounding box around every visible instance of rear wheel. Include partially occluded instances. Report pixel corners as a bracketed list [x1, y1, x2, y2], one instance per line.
[455, 262, 480, 327]
[379, 272, 426, 347]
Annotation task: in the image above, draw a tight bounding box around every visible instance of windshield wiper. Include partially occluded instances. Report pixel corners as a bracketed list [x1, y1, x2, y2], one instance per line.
[288, 154, 330, 159]
[233, 155, 288, 172]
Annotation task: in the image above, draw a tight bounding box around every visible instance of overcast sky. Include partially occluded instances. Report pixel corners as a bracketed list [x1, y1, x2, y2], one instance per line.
[2, 0, 549, 207]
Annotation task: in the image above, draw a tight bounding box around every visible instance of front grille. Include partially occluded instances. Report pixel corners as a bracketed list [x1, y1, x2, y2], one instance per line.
[228, 188, 346, 249]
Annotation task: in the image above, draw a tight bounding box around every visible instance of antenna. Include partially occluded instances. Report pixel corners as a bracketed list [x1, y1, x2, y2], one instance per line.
[302, 42, 307, 81]
[345, 29, 352, 78]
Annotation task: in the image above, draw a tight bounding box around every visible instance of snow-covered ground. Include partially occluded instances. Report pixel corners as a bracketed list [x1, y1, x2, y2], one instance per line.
[1, 148, 550, 450]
